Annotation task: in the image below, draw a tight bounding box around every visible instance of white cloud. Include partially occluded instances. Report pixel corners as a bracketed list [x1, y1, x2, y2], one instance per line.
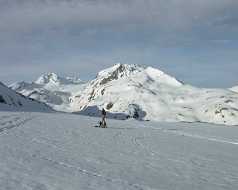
[0, 0, 237, 35]
[0, 0, 238, 87]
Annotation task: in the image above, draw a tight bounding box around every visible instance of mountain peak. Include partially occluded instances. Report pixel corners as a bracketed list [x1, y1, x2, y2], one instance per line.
[95, 63, 182, 87]
[98, 63, 145, 77]
[35, 73, 81, 85]
[97, 63, 145, 83]
[35, 73, 60, 85]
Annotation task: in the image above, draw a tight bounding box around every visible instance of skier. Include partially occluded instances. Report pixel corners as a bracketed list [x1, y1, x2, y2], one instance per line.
[101, 108, 107, 128]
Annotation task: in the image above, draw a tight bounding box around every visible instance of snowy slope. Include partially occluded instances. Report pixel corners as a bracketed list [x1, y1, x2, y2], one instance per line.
[230, 86, 238, 93]
[72, 64, 238, 126]
[0, 82, 51, 112]
[10, 73, 86, 112]
[0, 111, 238, 190]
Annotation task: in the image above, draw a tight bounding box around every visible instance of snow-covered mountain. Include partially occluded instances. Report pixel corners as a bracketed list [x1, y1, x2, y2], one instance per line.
[34, 72, 82, 86]
[10, 73, 86, 112]
[0, 82, 51, 112]
[72, 63, 182, 112]
[10, 64, 238, 125]
[71, 63, 238, 126]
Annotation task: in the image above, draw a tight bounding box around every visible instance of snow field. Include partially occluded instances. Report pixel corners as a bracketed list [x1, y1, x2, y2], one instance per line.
[0, 111, 238, 190]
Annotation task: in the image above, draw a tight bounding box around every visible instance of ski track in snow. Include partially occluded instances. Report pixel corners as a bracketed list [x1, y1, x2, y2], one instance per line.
[0, 113, 36, 134]
[0, 111, 238, 190]
[36, 155, 150, 190]
[143, 125, 238, 146]
[109, 123, 238, 146]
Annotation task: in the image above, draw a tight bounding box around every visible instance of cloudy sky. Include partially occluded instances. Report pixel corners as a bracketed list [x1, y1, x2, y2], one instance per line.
[0, 0, 238, 87]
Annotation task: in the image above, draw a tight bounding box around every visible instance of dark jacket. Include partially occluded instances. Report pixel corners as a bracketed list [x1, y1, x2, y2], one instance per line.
[102, 108, 106, 116]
